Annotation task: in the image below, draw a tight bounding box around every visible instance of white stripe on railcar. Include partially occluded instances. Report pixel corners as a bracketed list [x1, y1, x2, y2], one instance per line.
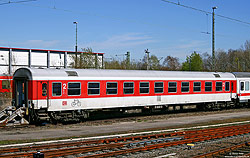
[32, 93, 236, 111]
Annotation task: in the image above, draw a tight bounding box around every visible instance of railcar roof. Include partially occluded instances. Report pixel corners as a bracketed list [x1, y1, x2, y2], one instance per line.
[232, 72, 250, 78]
[13, 68, 236, 80]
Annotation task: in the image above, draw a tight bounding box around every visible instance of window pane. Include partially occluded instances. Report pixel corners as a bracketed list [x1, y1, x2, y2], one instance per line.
[140, 82, 149, 94]
[246, 81, 249, 91]
[52, 83, 61, 96]
[225, 82, 230, 91]
[42, 83, 47, 96]
[68, 83, 81, 96]
[88, 89, 100, 94]
[124, 82, 133, 88]
[182, 82, 189, 87]
[205, 82, 212, 87]
[241, 82, 244, 91]
[169, 82, 176, 87]
[107, 83, 117, 88]
[107, 82, 118, 95]
[88, 83, 100, 95]
[124, 89, 133, 94]
[155, 82, 163, 93]
[193, 82, 201, 92]
[88, 83, 100, 88]
[140, 82, 149, 87]
[124, 82, 134, 94]
[68, 83, 80, 88]
[181, 82, 189, 92]
[107, 89, 117, 94]
[216, 82, 222, 91]
[155, 82, 163, 87]
[168, 82, 177, 93]
[140, 88, 149, 93]
[205, 82, 212, 92]
[68, 89, 81, 95]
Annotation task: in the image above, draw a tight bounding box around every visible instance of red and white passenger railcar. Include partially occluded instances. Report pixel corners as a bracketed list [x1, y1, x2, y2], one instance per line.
[13, 68, 239, 123]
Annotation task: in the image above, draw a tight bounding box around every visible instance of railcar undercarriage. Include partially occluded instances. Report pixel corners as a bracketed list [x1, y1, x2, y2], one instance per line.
[1, 99, 247, 126]
[1, 98, 249, 126]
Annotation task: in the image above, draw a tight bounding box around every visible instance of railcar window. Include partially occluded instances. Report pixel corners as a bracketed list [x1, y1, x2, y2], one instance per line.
[193, 82, 201, 92]
[2, 80, 10, 89]
[155, 82, 164, 93]
[68, 83, 81, 96]
[106, 82, 118, 95]
[168, 82, 177, 93]
[140, 82, 149, 94]
[246, 81, 249, 91]
[240, 82, 244, 91]
[42, 83, 47, 96]
[88, 83, 100, 95]
[216, 82, 223, 91]
[225, 82, 230, 91]
[124, 82, 134, 94]
[52, 82, 62, 96]
[231, 82, 234, 91]
[205, 82, 212, 92]
[181, 82, 189, 92]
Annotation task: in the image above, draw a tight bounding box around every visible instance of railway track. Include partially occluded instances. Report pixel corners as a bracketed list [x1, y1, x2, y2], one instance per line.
[1, 123, 250, 158]
[193, 142, 250, 158]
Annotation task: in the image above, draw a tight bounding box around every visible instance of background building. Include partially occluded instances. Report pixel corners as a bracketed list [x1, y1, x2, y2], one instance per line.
[0, 46, 104, 75]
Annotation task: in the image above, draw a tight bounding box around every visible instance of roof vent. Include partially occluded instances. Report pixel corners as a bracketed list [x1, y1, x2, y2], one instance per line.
[66, 71, 78, 76]
[213, 73, 220, 78]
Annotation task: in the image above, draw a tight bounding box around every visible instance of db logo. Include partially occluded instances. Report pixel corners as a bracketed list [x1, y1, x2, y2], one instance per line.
[62, 101, 67, 106]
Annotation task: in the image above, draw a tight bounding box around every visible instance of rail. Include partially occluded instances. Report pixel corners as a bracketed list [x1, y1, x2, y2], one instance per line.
[0, 123, 250, 158]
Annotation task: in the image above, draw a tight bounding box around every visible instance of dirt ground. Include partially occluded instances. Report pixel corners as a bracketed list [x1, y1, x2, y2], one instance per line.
[0, 109, 250, 141]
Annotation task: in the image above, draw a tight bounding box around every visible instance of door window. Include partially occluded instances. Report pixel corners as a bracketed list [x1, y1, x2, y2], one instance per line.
[42, 83, 47, 96]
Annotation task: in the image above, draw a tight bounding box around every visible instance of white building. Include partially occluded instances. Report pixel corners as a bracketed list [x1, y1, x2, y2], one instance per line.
[0, 46, 104, 75]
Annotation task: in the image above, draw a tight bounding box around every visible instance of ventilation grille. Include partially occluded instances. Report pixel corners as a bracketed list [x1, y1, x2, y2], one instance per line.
[213, 73, 220, 78]
[66, 71, 78, 76]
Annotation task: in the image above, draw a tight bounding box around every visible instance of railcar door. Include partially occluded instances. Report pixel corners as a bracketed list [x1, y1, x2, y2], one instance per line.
[238, 80, 249, 102]
[239, 81, 244, 99]
[39, 81, 49, 108]
[15, 79, 28, 108]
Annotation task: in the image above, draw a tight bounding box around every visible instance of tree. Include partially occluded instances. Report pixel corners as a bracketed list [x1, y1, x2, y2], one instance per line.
[104, 58, 125, 69]
[215, 49, 229, 72]
[162, 56, 181, 70]
[140, 54, 161, 70]
[70, 47, 98, 69]
[201, 52, 212, 71]
[182, 51, 203, 71]
[150, 55, 160, 70]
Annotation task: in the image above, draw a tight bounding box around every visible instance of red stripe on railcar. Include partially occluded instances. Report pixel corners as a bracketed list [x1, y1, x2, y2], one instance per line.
[28, 79, 237, 100]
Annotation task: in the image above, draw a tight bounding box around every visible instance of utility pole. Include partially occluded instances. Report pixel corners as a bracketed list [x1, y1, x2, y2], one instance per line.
[145, 49, 150, 70]
[125, 52, 130, 69]
[73, 21, 78, 68]
[212, 7, 217, 71]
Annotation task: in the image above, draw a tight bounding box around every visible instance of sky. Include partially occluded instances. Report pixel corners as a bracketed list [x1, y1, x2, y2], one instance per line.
[1, 0, 250, 62]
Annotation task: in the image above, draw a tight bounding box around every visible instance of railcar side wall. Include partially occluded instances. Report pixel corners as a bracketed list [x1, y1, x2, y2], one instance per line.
[29, 79, 237, 111]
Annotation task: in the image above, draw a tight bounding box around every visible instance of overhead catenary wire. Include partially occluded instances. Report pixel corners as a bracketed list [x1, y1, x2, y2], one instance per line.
[161, 0, 250, 26]
[0, 0, 36, 5]
[1, 0, 246, 40]
[16, 2, 234, 39]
